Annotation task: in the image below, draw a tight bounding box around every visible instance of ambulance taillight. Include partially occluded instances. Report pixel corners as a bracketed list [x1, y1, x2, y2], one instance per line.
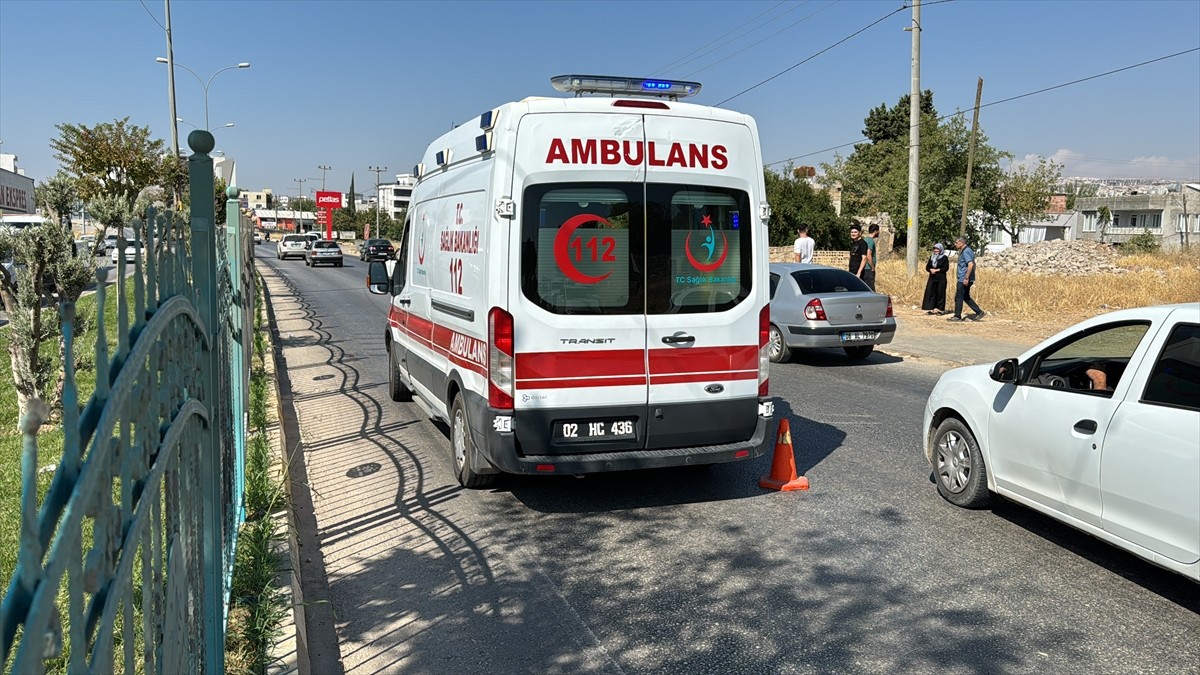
[759, 305, 770, 397]
[489, 307, 515, 410]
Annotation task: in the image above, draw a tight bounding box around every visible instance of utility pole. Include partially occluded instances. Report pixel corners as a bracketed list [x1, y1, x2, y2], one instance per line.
[959, 77, 984, 238]
[905, 0, 921, 277]
[317, 164, 331, 191]
[293, 178, 308, 232]
[164, 0, 179, 159]
[369, 165, 387, 239]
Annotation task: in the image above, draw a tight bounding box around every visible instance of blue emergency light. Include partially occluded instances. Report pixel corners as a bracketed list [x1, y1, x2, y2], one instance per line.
[551, 75, 702, 99]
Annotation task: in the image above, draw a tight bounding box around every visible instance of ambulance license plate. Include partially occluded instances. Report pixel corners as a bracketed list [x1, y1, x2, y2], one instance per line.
[554, 419, 636, 441]
[840, 331, 877, 342]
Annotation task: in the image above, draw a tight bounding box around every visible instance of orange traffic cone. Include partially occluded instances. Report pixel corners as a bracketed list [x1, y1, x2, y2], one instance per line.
[759, 419, 810, 491]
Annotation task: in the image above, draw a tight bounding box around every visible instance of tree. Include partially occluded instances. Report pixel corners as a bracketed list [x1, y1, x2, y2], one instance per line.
[348, 173, 357, 216]
[50, 118, 166, 204]
[35, 171, 80, 228]
[291, 197, 315, 212]
[821, 91, 1009, 250]
[87, 194, 132, 238]
[1097, 205, 1112, 243]
[1062, 180, 1098, 210]
[763, 167, 846, 248]
[0, 219, 95, 422]
[979, 158, 1063, 241]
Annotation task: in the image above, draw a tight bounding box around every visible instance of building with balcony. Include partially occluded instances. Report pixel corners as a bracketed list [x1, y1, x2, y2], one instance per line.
[1075, 185, 1200, 250]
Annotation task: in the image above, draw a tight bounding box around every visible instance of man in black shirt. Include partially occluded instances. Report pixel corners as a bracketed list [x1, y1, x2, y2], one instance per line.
[848, 224, 868, 281]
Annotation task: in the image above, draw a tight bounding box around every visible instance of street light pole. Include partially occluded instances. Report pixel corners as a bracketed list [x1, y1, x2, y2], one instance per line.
[369, 165, 388, 239]
[156, 58, 250, 130]
[317, 165, 331, 191]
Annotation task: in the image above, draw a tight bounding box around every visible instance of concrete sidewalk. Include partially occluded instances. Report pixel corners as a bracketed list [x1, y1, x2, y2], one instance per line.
[881, 325, 1039, 367]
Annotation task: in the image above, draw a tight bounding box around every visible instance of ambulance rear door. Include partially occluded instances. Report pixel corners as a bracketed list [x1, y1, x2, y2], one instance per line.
[510, 112, 650, 456]
[642, 115, 762, 449]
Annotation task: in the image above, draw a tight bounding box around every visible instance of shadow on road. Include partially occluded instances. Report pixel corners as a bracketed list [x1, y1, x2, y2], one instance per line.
[787, 348, 904, 367]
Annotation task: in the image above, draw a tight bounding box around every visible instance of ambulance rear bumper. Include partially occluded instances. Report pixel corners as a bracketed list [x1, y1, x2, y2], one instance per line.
[479, 404, 769, 475]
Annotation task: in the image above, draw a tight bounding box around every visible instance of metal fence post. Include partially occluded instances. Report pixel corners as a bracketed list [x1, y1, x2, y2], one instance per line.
[188, 129, 224, 674]
[225, 186, 246, 538]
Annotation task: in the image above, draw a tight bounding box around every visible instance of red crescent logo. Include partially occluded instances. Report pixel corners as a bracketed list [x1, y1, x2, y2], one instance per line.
[685, 230, 728, 272]
[553, 214, 613, 284]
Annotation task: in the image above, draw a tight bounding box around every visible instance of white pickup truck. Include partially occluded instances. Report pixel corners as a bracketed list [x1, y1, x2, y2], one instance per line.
[923, 303, 1199, 581]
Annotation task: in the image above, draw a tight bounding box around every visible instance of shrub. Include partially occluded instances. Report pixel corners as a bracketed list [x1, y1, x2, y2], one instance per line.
[1120, 229, 1160, 254]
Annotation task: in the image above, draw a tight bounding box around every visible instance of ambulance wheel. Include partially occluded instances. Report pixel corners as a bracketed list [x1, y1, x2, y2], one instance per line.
[450, 394, 495, 489]
[768, 324, 790, 363]
[386, 343, 411, 402]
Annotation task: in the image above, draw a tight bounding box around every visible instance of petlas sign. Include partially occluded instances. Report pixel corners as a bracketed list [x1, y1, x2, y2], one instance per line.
[315, 191, 344, 208]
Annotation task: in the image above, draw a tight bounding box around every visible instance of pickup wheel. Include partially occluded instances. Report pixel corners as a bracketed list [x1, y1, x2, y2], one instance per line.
[386, 342, 412, 402]
[933, 417, 991, 508]
[450, 394, 495, 489]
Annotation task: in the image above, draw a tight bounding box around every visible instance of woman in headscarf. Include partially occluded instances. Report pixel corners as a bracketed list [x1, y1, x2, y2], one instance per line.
[922, 242, 949, 314]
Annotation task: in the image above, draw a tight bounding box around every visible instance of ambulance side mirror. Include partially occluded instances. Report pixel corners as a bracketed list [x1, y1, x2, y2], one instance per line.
[367, 261, 391, 295]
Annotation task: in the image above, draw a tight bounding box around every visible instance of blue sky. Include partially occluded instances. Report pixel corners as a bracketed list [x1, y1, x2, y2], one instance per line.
[1, 0, 1197, 197]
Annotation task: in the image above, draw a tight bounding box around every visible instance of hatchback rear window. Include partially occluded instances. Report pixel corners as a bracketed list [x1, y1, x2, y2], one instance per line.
[790, 268, 870, 294]
[283, 235, 303, 243]
[367, 239, 391, 246]
[313, 241, 338, 249]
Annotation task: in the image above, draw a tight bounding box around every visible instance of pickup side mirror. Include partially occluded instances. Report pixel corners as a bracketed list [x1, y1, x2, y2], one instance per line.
[367, 261, 391, 295]
[989, 357, 1019, 384]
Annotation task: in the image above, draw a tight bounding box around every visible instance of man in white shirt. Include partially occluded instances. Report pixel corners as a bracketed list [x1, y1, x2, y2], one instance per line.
[793, 225, 815, 263]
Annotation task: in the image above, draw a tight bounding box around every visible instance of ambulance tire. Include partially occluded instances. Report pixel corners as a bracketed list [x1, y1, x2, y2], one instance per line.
[386, 343, 412, 402]
[450, 394, 495, 489]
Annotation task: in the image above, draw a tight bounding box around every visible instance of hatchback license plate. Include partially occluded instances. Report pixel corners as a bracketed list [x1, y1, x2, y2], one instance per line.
[554, 419, 636, 441]
[840, 331, 877, 342]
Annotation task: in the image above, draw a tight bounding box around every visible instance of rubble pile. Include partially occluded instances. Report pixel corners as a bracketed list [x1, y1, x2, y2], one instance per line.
[980, 240, 1125, 276]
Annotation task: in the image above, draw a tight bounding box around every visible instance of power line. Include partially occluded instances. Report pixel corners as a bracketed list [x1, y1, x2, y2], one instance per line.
[715, 3, 911, 106]
[683, 1, 841, 79]
[650, 0, 797, 77]
[138, 0, 166, 31]
[765, 46, 1200, 167]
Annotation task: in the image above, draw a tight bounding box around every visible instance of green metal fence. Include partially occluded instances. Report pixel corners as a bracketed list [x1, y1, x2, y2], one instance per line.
[0, 130, 252, 674]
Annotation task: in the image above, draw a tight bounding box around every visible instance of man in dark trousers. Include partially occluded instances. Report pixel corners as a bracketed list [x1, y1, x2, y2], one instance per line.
[948, 236, 986, 322]
[849, 224, 869, 283]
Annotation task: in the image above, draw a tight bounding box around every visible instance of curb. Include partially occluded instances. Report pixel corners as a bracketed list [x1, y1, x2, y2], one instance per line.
[258, 264, 345, 675]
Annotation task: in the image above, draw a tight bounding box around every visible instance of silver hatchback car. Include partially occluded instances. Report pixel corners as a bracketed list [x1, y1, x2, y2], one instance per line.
[768, 263, 896, 360]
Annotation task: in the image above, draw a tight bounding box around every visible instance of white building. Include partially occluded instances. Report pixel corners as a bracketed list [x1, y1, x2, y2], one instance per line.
[377, 173, 416, 220]
[0, 153, 36, 215]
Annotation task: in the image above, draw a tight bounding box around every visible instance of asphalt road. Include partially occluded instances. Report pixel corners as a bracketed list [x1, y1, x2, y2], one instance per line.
[257, 242, 1199, 675]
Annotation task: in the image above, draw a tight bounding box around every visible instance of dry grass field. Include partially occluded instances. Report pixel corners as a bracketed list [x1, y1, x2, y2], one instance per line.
[875, 251, 1200, 342]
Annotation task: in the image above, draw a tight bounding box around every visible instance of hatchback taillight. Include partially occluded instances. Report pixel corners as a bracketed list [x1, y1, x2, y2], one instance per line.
[758, 304, 770, 397]
[885, 296, 894, 318]
[804, 298, 827, 321]
[488, 307, 514, 410]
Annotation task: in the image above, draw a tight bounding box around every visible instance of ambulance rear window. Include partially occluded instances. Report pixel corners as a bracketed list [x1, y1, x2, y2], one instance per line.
[521, 182, 752, 316]
[521, 184, 641, 315]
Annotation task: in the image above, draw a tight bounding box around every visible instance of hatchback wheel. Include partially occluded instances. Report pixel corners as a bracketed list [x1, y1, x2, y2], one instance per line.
[768, 324, 790, 363]
[933, 417, 990, 508]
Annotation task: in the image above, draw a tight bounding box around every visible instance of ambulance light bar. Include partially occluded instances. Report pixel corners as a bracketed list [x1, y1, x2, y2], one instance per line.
[550, 75, 701, 99]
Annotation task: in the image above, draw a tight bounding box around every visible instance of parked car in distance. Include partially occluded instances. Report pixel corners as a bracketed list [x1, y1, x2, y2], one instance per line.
[359, 238, 395, 261]
[305, 239, 343, 267]
[253, 231, 263, 245]
[767, 262, 895, 361]
[923, 303, 1199, 581]
[110, 240, 144, 265]
[277, 234, 308, 260]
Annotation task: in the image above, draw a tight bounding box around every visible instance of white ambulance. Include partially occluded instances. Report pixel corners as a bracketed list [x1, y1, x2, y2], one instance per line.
[368, 75, 773, 487]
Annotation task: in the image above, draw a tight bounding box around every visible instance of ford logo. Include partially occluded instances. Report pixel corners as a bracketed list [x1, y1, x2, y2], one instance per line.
[704, 384, 724, 394]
